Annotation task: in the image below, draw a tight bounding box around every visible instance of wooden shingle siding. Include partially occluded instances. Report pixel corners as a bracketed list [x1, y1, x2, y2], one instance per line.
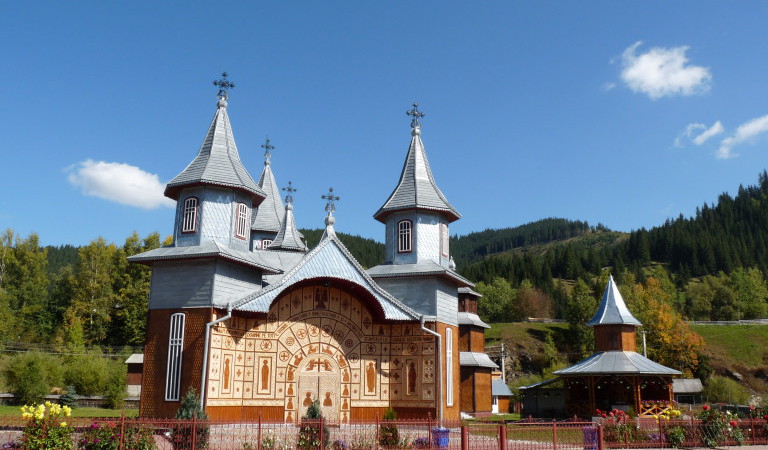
[212, 260, 262, 305]
[149, 260, 215, 309]
[435, 280, 457, 326]
[375, 277, 437, 317]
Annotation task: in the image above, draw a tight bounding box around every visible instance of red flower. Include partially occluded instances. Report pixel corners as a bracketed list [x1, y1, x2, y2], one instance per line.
[762, 415, 768, 421]
[602, 414, 607, 418]
[703, 405, 710, 411]
[595, 409, 601, 415]
[750, 405, 755, 410]
[730, 421, 738, 427]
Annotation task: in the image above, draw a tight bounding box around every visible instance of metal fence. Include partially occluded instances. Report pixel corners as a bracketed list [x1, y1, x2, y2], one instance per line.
[0, 415, 767, 449]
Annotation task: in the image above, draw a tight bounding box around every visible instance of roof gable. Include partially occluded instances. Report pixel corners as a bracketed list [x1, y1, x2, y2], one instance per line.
[374, 128, 460, 223]
[165, 100, 264, 204]
[233, 234, 419, 320]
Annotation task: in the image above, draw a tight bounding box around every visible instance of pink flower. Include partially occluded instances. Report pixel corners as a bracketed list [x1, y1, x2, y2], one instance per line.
[703, 405, 710, 411]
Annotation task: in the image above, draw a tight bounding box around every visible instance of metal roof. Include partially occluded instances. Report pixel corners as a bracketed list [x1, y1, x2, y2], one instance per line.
[268, 204, 307, 252]
[492, 378, 513, 397]
[232, 230, 421, 321]
[165, 98, 265, 204]
[457, 312, 491, 329]
[553, 351, 681, 376]
[672, 378, 703, 394]
[458, 287, 482, 297]
[367, 260, 474, 287]
[587, 275, 641, 326]
[251, 162, 285, 232]
[459, 352, 499, 369]
[374, 127, 460, 223]
[127, 240, 282, 274]
[124, 354, 144, 364]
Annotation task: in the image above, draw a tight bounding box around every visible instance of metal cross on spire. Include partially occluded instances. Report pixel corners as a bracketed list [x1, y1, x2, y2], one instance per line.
[213, 72, 235, 99]
[322, 187, 340, 214]
[283, 181, 297, 204]
[261, 137, 275, 163]
[406, 102, 425, 128]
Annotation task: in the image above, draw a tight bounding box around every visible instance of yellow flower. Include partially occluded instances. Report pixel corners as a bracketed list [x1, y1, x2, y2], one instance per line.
[60, 422, 67, 427]
[63, 406, 72, 417]
[21, 412, 31, 420]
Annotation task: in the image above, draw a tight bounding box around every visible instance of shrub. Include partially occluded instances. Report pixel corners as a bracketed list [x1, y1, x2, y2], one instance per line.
[19, 401, 74, 449]
[104, 363, 127, 409]
[59, 385, 79, 408]
[703, 375, 750, 405]
[4, 352, 63, 405]
[63, 353, 113, 396]
[297, 400, 329, 449]
[380, 407, 400, 447]
[78, 422, 157, 450]
[172, 387, 209, 449]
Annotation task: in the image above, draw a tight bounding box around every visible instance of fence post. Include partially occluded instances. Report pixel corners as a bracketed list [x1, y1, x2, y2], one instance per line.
[658, 417, 663, 448]
[597, 423, 604, 450]
[119, 413, 126, 449]
[498, 423, 507, 450]
[552, 420, 557, 450]
[191, 415, 197, 449]
[320, 418, 324, 450]
[376, 413, 380, 450]
[257, 414, 262, 450]
[751, 418, 756, 445]
[461, 425, 468, 450]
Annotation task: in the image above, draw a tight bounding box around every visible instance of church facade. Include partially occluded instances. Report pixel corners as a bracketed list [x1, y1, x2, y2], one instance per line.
[129, 81, 496, 421]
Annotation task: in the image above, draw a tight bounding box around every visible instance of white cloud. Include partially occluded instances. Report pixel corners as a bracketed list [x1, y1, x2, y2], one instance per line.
[692, 121, 724, 145]
[717, 115, 768, 159]
[67, 160, 175, 209]
[620, 41, 711, 100]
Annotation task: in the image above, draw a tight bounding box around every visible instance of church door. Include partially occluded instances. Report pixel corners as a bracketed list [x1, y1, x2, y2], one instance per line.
[298, 355, 340, 421]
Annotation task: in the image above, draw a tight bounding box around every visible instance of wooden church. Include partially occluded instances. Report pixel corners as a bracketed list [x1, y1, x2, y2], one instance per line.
[129, 78, 497, 421]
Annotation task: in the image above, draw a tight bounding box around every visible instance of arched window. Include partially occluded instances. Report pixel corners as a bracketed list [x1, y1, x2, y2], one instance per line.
[181, 197, 198, 233]
[165, 313, 185, 401]
[397, 220, 412, 253]
[235, 203, 248, 239]
[440, 223, 449, 257]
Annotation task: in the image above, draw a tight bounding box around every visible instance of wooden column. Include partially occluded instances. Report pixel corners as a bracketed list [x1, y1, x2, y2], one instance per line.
[588, 376, 596, 414]
[633, 376, 641, 414]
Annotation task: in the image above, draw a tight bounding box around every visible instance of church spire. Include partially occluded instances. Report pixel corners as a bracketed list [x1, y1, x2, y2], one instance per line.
[165, 73, 264, 205]
[588, 275, 642, 327]
[374, 102, 460, 223]
[268, 182, 307, 252]
[321, 187, 340, 240]
[252, 137, 286, 233]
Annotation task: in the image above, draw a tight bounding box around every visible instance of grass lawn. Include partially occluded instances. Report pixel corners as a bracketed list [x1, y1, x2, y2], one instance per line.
[0, 405, 138, 417]
[691, 324, 768, 367]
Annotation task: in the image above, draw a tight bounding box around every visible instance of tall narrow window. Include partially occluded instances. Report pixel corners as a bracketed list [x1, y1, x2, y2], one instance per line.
[235, 203, 248, 239]
[397, 220, 412, 253]
[165, 313, 186, 401]
[440, 223, 449, 257]
[181, 197, 198, 233]
[446, 327, 454, 406]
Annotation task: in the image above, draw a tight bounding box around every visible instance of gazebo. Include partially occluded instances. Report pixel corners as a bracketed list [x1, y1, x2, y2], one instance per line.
[553, 276, 680, 418]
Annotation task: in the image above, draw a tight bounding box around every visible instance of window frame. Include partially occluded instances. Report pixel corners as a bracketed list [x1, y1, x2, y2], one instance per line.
[181, 197, 199, 234]
[262, 239, 273, 248]
[446, 327, 454, 406]
[235, 203, 249, 240]
[165, 313, 186, 402]
[440, 223, 449, 258]
[397, 219, 413, 253]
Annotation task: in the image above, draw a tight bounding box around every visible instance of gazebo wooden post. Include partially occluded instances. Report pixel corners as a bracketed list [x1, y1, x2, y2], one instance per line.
[633, 376, 641, 415]
[588, 376, 596, 414]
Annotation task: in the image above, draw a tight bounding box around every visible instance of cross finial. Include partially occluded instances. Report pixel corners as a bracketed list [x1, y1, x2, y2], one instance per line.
[406, 102, 425, 128]
[262, 137, 275, 164]
[283, 181, 297, 204]
[321, 187, 340, 214]
[213, 72, 235, 100]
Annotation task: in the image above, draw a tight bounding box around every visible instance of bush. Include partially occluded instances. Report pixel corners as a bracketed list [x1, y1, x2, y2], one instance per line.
[380, 407, 400, 447]
[19, 402, 74, 449]
[63, 353, 114, 396]
[78, 422, 157, 450]
[4, 352, 63, 405]
[104, 364, 127, 409]
[172, 387, 209, 449]
[703, 375, 750, 405]
[297, 400, 329, 449]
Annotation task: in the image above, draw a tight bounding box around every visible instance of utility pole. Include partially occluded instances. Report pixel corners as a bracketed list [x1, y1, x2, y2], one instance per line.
[641, 330, 647, 357]
[500, 342, 506, 382]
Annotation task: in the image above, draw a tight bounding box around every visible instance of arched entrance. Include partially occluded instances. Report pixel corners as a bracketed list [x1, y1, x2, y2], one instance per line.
[297, 354, 340, 421]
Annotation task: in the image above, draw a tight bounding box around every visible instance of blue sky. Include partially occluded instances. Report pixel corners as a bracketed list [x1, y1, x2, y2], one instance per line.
[3, 2, 768, 247]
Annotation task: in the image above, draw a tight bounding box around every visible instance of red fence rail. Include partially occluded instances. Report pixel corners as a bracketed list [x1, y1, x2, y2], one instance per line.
[0, 415, 767, 449]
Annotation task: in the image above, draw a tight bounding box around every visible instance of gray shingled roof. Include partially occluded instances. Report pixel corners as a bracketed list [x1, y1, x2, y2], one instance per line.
[127, 240, 282, 273]
[165, 99, 265, 204]
[374, 128, 460, 223]
[460, 352, 499, 369]
[672, 378, 703, 394]
[268, 204, 307, 252]
[367, 260, 474, 288]
[457, 312, 491, 329]
[232, 231, 421, 320]
[492, 378, 513, 397]
[458, 287, 482, 297]
[553, 351, 681, 376]
[587, 275, 641, 326]
[251, 162, 285, 232]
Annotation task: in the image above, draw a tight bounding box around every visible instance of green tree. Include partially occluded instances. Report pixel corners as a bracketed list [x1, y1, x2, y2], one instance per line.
[476, 277, 517, 322]
[729, 267, 768, 319]
[566, 279, 596, 358]
[69, 238, 118, 344]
